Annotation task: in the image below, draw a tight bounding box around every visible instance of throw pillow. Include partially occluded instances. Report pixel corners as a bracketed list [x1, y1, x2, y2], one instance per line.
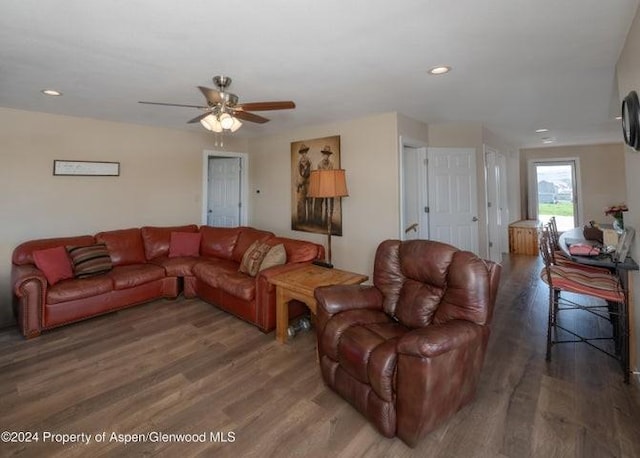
[259, 244, 287, 272]
[239, 240, 272, 277]
[67, 244, 113, 278]
[32, 246, 74, 285]
[169, 232, 202, 258]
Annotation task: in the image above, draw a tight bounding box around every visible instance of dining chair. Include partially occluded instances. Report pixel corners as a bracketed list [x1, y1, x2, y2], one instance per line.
[539, 228, 627, 381]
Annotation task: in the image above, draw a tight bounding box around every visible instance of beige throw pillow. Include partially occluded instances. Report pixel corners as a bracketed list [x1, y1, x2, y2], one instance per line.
[259, 244, 287, 272]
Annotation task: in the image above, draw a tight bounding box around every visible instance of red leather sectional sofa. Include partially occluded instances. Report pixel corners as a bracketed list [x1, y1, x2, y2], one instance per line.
[11, 225, 324, 338]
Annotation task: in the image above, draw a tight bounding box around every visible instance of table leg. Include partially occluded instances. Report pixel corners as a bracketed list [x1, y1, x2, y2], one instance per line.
[276, 287, 289, 343]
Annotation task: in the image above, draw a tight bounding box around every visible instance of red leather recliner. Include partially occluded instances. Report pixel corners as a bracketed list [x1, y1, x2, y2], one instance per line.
[314, 239, 501, 447]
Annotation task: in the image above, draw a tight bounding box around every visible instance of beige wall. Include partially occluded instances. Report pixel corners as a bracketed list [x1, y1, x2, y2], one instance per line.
[248, 112, 406, 280]
[617, 5, 640, 379]
[0, 107, 247, 327]
[520, 143, 627, 225]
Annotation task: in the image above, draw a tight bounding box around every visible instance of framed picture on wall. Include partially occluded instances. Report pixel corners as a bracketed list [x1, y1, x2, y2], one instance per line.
[291, 135, 342, 235]
[53, 160, 120, 176]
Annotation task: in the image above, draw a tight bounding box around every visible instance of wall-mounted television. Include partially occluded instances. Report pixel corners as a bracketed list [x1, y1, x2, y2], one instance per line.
[622, 90, 640, 151]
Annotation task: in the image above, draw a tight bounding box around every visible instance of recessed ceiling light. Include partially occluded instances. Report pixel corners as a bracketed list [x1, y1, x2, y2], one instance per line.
[535, 128, 549, 133]
[427, 66, 451, 75]
[615, 116, 622, 120]
[41, 89, 62, 96]
[541, 137, 555, 144]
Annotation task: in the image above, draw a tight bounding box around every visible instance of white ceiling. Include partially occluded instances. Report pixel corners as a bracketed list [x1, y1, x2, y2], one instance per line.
[1, 0, 638, 148]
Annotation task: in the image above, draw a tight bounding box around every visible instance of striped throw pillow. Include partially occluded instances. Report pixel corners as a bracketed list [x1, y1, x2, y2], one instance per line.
[67, 244, 113, 278]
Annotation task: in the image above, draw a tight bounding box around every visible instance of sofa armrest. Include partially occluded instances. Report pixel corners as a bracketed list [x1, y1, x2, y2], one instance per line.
[11, 264, 47, 338]
[397, 320, 483, 358]
[314, 285, 383, 342]
[315, 284, 383, 317]
[254, 262, 313, 331]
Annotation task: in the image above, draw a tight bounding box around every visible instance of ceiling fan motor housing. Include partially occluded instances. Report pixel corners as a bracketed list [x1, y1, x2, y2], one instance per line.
[213, 75, 232, 91]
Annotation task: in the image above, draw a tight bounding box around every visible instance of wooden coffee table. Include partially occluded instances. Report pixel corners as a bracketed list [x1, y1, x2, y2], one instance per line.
[270, 264, 368, 343]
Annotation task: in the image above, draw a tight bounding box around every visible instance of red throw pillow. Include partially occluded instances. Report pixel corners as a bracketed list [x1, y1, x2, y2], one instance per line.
[169, 232, 201, 257]
[32, 246, 74, 285]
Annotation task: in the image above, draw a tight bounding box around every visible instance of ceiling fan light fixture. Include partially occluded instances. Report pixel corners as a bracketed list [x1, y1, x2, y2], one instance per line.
[210, 117, 223, 133]
[230, 117, 243, 132]
[200, 114, 216, 131]
[219, 113, 234, 130]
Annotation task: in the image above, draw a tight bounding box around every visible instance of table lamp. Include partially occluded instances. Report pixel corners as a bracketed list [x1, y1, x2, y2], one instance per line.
[307, 169, 348, 268]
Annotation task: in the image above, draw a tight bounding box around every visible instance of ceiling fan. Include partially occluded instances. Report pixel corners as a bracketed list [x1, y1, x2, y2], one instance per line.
[138, 75, 295, 132]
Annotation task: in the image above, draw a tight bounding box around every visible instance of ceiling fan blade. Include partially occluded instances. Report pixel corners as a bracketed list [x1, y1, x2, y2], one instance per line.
[236, 101, 296, 111]
[233, 110, 270, 124]
[187, 112, 211, 124]
[198, 86, 223, 105]
[138, 101, 207, 109]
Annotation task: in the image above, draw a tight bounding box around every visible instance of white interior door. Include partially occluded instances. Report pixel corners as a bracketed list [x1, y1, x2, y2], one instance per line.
[207, 157, 241, 227]
[485, 147, 508, 263]
[427, 147, 479, 253]
[401, 145, 429, 240]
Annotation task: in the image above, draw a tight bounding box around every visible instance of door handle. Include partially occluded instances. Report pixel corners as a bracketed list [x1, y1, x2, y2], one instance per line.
[472, 216, 479, 222]
[405, 223, 418, 233]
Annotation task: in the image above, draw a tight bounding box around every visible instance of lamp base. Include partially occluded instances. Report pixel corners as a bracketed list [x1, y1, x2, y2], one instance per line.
[312, 260, 334, 269]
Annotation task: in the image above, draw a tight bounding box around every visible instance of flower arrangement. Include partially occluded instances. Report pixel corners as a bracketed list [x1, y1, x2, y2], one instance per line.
[604, 203, 628, 231]
[604, 204, 628, 216]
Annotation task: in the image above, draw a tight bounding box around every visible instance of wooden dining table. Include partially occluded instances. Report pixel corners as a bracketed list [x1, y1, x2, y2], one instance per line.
[558, 227, 638, 383]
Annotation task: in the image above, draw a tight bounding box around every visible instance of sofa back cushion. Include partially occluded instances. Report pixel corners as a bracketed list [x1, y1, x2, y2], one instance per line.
[141, 225, 199, 259]
[12, 235, 96, 266]
[266, 237, 324, 264]
[95, 228, 146, 267]
[373, 239, 493, 329]
[200, 226, 241, 260]
[169, 232, 201, 257]
[232, 227, 274, 263]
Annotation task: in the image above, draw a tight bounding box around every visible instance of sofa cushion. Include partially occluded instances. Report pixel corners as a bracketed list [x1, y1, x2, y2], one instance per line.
[95, 228, 146, 267]
[239, 240, 272, 277]
[199, 226, 241, 260]
[259, 244, 287, 272]
[67, 244, 113, 278]
[12, 235, 95, 266]
[47, 276, 114, 304]
[149, 256, 200, 277]
[192, 259, 239, 288]
[217, 271, 256, 301]
[267, 237, 322, 263]
[169, 232, 201, 257]
[32, 246, 74, 285]
[141, 225, 199, 259]
[232, 227, 274, 263]
[106, 264, 166, 290]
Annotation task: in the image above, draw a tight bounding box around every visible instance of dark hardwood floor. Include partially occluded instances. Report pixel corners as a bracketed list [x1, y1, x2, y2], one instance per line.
[1, 254, 640, 457]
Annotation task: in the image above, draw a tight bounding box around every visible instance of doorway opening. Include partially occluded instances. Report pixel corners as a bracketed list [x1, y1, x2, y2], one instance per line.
[400, 142, 429, 240]
[528, 159, 580, 232]
[485, 147, 509, 263]
[202, 150, 249, 227]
